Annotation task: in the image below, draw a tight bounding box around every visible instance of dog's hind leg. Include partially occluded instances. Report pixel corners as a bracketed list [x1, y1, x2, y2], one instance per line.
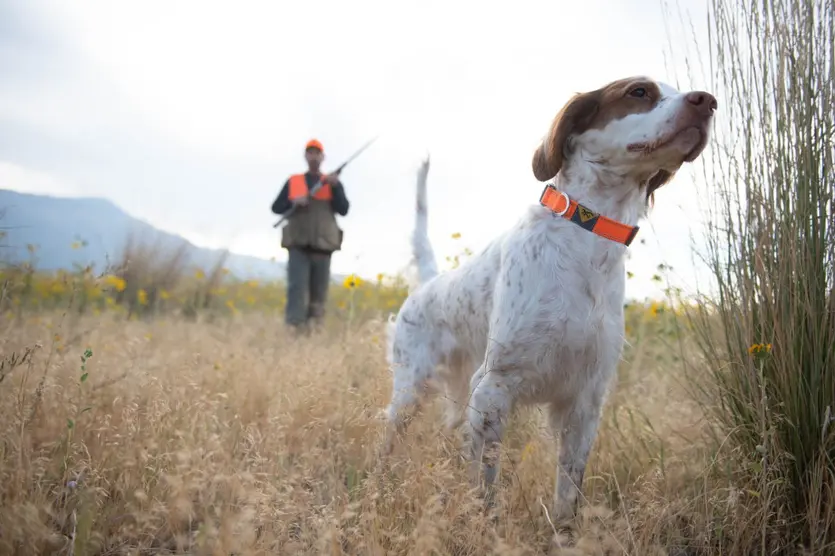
[380, 341, 437, 457]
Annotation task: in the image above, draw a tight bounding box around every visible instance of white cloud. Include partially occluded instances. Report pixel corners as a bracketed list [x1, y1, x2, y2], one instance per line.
[0, 161, 79, 197]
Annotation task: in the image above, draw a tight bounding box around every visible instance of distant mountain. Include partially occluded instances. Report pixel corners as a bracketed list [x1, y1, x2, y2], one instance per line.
[0, 189, 287, 281]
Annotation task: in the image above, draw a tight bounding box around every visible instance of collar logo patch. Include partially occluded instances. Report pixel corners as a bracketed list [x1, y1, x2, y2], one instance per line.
[578, 207, 596, 223]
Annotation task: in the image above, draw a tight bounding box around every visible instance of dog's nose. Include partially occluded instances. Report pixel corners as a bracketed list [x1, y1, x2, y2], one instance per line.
[685, 91, 718, 116]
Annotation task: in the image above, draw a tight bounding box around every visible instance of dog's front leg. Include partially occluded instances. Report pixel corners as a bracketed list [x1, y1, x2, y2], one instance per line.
[549, 386, 605, 523]
[464, 240, 529, 507]
[466, 363, 517, 506]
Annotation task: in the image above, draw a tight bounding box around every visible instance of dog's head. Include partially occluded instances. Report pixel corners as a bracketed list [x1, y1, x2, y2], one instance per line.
[532, 76, 717, 199]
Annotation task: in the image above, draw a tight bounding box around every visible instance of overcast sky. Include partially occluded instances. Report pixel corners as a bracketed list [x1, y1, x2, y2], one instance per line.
[0, 0, 717, 300]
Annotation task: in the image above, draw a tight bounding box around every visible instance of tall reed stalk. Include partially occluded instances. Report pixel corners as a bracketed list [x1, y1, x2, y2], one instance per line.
[682, 0, 834, 550]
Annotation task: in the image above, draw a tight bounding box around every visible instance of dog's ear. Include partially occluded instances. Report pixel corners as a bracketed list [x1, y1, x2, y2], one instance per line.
[532, 91, 602, 182]
[645, 169, 674, 207]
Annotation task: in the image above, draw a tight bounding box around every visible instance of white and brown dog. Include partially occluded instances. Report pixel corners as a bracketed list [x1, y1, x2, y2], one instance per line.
[381, 76, 716, 521]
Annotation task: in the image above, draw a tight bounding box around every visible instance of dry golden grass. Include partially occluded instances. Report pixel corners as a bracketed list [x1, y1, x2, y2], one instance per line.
[0, 305, 732, 555]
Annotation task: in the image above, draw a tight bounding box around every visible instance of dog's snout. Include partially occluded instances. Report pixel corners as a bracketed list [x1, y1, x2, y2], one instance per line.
[685, 91, 718, 116]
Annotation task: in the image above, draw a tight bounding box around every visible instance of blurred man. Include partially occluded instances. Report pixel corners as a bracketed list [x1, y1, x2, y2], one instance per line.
[271, 139, 350, 333]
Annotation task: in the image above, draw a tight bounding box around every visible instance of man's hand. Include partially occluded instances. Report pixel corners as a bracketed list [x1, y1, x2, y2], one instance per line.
[323, 172, 341, 186]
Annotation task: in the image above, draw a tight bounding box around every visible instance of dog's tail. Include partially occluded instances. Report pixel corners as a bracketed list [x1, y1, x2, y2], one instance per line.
[411, 156, 439, 286]
[386, 157, 437, 370]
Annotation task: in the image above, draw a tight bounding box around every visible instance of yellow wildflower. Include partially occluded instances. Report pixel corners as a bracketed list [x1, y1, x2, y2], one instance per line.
[343, 274, 363, 289]
[451, 232, 461, 239]
[748, 343, 773, 356]
[102, 275, 126, 292]
[137, 289, 148, 305]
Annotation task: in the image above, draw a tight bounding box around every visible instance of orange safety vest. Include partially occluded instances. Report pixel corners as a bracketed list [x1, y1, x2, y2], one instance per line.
[288, 174, 333, 201]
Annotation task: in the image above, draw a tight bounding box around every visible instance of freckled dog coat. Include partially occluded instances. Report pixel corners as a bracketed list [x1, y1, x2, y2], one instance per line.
[381, 76, 717, 521]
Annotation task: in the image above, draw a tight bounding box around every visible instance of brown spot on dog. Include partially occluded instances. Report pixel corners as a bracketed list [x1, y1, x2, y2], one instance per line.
[531, 77, 663, 182]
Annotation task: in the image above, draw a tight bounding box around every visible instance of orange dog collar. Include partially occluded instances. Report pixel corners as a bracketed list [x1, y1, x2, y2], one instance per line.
[539, 184, 639, 246]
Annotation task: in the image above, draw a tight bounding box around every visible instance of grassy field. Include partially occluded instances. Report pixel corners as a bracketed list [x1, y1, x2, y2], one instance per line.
[2, 0, 833, 552]
[0, 272, 715, 555]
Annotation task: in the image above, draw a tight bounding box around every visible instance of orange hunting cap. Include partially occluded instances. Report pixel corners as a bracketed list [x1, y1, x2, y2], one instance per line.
[305, 138, 324, 152]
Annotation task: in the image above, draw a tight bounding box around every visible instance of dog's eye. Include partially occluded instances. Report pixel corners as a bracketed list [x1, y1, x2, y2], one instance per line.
[629, 87, 648, 98]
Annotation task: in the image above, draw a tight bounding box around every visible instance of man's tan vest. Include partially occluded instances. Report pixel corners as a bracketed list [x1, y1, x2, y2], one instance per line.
[280, 173, 344, 252]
